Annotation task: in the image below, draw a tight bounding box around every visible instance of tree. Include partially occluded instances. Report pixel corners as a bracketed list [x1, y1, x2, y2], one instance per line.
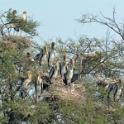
[78, 8, 124, 41]
[0, 9, 39, 38]
[0, 9, 52, 124]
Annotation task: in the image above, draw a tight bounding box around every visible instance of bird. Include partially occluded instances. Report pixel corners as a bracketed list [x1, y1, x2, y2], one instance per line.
[3, 10, 19, 34]
[60, 53, 68, 79]
[63, 59, 75, 85]
[34, 48, 44, 65]
[35, 71, 52, 100]
[106, 79, 123, 102]
[53, 60, 60, 79]
[41, 46, 48, 65]
[35, 72, 44, 98]
[96, 76, 123, 102]
[11, 10, 17, 22]
[48, 42, 56, 68]
[11, 10, 20, 32]
[18, 70, 33, 98]
[48, 60, 60, 80]
[23, 70, 32, 90]
[21, 11, 27, 22]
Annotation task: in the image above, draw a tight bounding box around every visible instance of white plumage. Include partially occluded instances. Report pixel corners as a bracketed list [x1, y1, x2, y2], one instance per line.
[21, 11, 27, 21]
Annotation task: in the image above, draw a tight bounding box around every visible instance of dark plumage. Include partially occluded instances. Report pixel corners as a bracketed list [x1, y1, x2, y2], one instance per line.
[96, 78, 123, 101]
[71, 73, 80, 83]
[34, 48, 44, 65]
[42, 75, 52, 90]
[48, 66, 55, 80]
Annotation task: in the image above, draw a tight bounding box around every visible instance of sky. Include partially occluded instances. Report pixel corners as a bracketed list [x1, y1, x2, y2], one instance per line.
[0, 0, 124, 41]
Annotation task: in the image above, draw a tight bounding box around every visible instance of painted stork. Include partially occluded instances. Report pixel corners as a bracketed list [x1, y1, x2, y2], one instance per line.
[34, 48, 44, 65]
[48, 60, 60, 80]
[60, 53, 67, 79]
[48, 42, 56, 68]
[23, 70, 32, 90]
[63, 59, 75, 85]
[42, 46, 48, 64]
[15, 70, 33, 98]
[96, 76, 123, 101]
[36, 72, 52, 96]
[106, 79, 123, 101]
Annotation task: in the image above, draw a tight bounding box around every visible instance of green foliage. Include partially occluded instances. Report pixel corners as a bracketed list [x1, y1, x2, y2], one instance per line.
[1, 9, 124, 124]
[0, 42, 18, 80]
[20, 19, 39, 36]
[5, 100, 53, 124]
[2, 8, 39, 36]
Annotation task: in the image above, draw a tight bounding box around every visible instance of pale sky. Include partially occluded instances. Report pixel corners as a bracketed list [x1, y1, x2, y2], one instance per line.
[0, 0, 124, 41]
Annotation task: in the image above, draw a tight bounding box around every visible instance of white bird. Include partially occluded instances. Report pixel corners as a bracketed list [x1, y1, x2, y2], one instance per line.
[21, 11, 27, 21]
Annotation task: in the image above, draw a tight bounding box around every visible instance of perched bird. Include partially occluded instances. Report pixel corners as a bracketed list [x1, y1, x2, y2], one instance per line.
[21, 11, 27, 22]
[36, 72, 43, 97]
[35, 72, 52, 99]
[2, 10, 19, 34]
[106, 79, 123, 101]
[15, 70, 33, 98]
[53, 60, 60, 79]
[63, 59, 75, 85]
[60, 53, 67, 79]
[11, 10, 17, 22]
[96, 76, 123, 101]
[48, 42, 56, 67]
[23, 70, 32, 90]
[11, 10, 20, 32]
[41, 75, 52, 90]
[34, 48, 44, 65]
[48, 60, 60, 80]
[42, 46, 48, 64]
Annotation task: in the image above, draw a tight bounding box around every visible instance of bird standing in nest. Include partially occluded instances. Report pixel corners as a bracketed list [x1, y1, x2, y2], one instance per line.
[49, 59, 60, 80]
[23, 70, 32, 90]
[60, 53, 67, 79]
[63, 59, 75, 86]
[48, 42, 56, 68]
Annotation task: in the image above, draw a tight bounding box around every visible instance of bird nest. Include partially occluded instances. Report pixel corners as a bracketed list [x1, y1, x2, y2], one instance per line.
[1, 36, 32, 49]
[49, 77, 86, 104]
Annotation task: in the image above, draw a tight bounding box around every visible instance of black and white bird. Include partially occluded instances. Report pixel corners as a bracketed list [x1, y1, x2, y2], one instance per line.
[42, 46, 48, 64]
[16, 71, 33, 98]
[106, 79, 123, 101]
[48, 60, 60, 80]
[34, 48, 44, 65]
[96, 76, 123, 102]
[63, 59, 75, 85]
[48, 42, 56, 68]
[60, 53, 67, 79]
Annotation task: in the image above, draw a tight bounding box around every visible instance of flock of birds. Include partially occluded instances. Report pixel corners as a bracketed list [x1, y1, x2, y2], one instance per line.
[1, 9, 122, 102]
[14, 41, 123, 102]
[16, 42, 79, 99]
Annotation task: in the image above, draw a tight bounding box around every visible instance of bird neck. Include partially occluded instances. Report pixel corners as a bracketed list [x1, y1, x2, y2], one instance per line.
[27, 73, 32, 80]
